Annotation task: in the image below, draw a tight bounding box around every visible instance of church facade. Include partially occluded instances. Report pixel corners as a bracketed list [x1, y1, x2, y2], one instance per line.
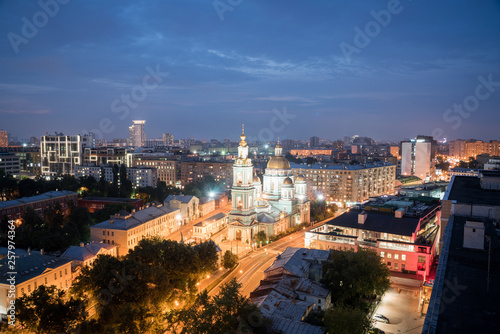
[227, 127, 310, 243]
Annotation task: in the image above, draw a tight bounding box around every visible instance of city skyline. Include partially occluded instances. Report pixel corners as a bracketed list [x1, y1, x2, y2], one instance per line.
[1, 1, 500, 141]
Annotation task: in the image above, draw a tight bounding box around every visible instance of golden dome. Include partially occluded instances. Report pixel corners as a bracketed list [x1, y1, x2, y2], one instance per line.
[267, 156, 291, 169]
[296, 174, 306, 182]
[253, 174, 261, 183]
[283, 177, 293, 185]
[239, 124, 247, 147]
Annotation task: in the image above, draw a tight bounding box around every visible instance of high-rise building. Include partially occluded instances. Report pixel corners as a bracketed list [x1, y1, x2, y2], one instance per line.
[40, 133, 95, 177]
[401, 136, 436, 180]
[0, 131, 8, 148]
[310, 136, 320, 148]
[129, 120, 146, 147]
[163, 133, 174, 146]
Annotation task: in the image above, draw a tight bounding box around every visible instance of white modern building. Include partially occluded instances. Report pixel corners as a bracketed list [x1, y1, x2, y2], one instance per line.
[129, 120, 146, 147]
[401, 136, 436, 180]
[40, 133, 95, 177]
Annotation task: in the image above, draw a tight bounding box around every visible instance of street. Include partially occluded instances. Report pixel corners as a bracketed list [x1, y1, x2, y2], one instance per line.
[373, 287, 425, 334]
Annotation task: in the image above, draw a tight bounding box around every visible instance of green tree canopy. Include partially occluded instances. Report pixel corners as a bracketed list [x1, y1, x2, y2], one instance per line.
[222, 250, 239, 269]
[321, 248, 390, 308]
[323, 304, 372, 334]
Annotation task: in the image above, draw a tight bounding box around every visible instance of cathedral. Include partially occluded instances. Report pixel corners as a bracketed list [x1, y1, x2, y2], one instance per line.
[227, 126, 310, 243]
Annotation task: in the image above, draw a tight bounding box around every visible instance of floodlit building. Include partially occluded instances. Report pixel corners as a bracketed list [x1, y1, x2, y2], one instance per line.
[0, 130, 8, 147]
[227, 127, 310, 242]
[449, 139, 500, 159]
[61, 242, 117, 278]
[40, 133, 95, 177]
[164, 194, 199, 225]
[129, 120, 146, 147]
[192, 212, 228, 241]
[90, 203, 181, 256]
[401, 136, 437, 180]
[305, 196, 441, 278]
[74, 164, 157, 188]
[133, 157, 177, 186]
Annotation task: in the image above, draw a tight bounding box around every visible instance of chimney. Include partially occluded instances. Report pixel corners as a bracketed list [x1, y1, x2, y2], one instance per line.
[40, 248, 44, 255]
[80, 242, 84, 247]
[395, 208, 406, 218]
[358, 211, 367, 224]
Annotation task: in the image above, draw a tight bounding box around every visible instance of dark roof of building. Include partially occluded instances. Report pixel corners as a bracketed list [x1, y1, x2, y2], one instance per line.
[324, 209, 420, 237]
[447, 176, 500, 206]
[423, 216, 500, 333]
[0, 190, 77, 210]
[0, 253, 72, 285]
[79, 197, 142, 203]
[164, 194, 196, 203]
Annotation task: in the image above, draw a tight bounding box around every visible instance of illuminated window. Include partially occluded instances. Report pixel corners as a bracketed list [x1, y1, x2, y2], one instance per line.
[387, 253, 392, 259]
[380, 252, 385, 258]
[402, 254, 406, 261]
[394, 254, 399, 260]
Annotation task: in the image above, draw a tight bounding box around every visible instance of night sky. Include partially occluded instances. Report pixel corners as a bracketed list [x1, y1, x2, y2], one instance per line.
[1, 0, 499, 142]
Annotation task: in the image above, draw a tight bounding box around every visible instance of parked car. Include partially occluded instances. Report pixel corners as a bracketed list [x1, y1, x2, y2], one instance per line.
[369, 328, 385, 334]
[373, 314, 390, 324]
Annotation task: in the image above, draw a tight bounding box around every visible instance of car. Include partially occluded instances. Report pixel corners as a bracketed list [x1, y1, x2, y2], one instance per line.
[369, 328, 385, 334]
[373, 314, 389, 324]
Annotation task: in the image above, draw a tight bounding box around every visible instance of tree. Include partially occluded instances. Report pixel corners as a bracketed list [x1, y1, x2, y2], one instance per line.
[255, 231, 267, 245]
[321, 248, 390, 308]
[16, 285, 86, 334]
[323, 304, 372, 334]
[193, 240, 219, 273]
[222, 250, 238, 269]
[166, 278, 270, 334]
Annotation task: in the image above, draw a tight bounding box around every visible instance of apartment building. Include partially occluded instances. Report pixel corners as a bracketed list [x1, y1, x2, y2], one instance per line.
[90, 203, 181, 256]
[40, 133, 95, 177]
[449, 139, 500, 159]
[74, 164, 157, 188]
[290, 162, 396, 206]
[0, 152, 20, 176]
[180, 160, 233, 188]
[133, 157, 177, 186]
[83, 147, 127, 166]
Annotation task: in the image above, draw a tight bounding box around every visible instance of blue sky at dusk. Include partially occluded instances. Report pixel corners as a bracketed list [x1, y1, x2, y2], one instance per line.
[1, 0, 499, 142]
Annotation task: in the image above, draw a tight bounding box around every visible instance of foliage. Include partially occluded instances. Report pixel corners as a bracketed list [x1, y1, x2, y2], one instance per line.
[323, 304, 372, 334]
[222, 250, 239, 269]
[166, 278, 271, 334]
[1, 202, 92, 251]
[321, 248, 390, 309]
[71, 238, 221, 332]
[268, 222, 308, 242]
[458, 157, 479, 169]
[16, 285, 87, 334]
[255, 230, 267, 245]
[285, 152, 303, 164]
[91, 203, 135, 224]
[310, 200, 338, 222]
[303, 309, 325, 327]
[183, 175, 223, 198]
[135, 181, 181, 203]
[0, 169, 18, 200]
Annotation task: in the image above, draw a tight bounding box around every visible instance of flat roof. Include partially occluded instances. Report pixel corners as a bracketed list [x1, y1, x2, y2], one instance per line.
[79, 197, 142, 203]
[324, 209, 420, 237]
[428, 216, 500, 333]
[289, 161, 394, 171]
[447, 176, 500, 206]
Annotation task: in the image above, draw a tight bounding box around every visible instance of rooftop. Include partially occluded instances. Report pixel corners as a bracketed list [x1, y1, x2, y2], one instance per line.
[289, 161, 394, 171]
[447, 175, 500, 206]
[60, 242, 115, 262]
[423, 215, 500, 333]
[0, 253, 72, 285]
[164, 194, 196, 203]
[92, 205, 180, 230]
[264, 247, 330, 278]
[0, 190, 77, 210]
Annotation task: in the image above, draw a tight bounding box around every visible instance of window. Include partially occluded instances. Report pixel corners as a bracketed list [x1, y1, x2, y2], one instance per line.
[380, 252, 385, 258]
[28, 285, 31, 293]
[45, 277, 47, 284]
[402, 254, 406, 261]
[111, 232, 114, 236]
[394, 263, 399, 270]
[34, 282, 37, 289]
[395, 254, 399, 260]
[387, 262, 391, 266]
[418, 256, 425, 263]
[65, 268, 68, 275]
[54, 273, 57, 280]
[103, 231, 105, 235]
[387, 253, 392, 259]
[60, 271, 62, 278]
[107, 231, 110, 236]
[21, 288, 24, 295]
[402, 264, 405, 271]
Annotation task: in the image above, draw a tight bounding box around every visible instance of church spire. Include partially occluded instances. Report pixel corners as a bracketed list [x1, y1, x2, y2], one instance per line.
[275, 137, 282, 156]
[239, 124, 247, 147]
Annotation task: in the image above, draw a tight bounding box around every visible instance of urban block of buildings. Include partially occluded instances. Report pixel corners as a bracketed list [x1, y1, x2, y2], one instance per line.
[305, 195, 441, 278]
[74, 164, 158, 188]
[449, 139, 500, 159]
[227, 128, 311, 242]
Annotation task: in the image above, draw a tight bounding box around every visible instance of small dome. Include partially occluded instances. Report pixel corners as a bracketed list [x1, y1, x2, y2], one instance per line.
[295, 174, 306, 182]
[267, 156, 291, 170]
[283, 177, 293, 185]
[253, 174, 261, 183]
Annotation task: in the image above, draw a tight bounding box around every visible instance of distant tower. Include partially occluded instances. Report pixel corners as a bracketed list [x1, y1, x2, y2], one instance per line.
[0, 130, 8, 147]
[310, 136, 320, 148]
[129, 120, 146, 147]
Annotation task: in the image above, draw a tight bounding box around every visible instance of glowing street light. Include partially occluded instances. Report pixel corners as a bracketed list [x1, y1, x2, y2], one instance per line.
[317, 194, 324, 201]
[209, 191, 215, 198]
